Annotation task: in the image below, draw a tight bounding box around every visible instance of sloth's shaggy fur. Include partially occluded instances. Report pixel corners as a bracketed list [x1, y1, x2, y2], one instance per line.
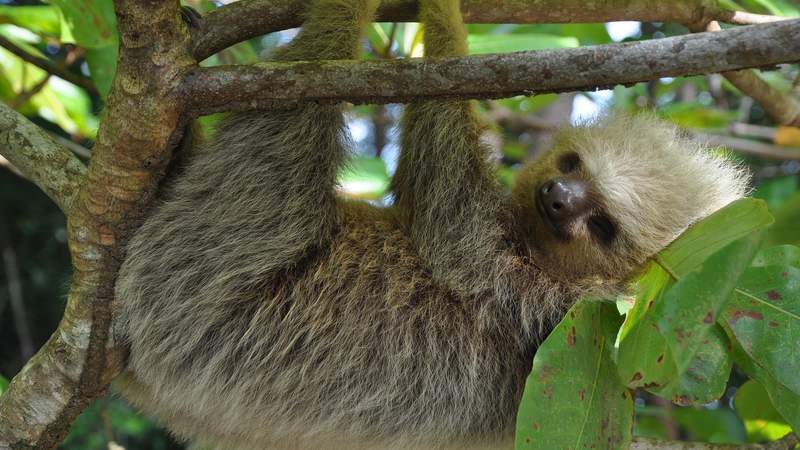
[113, 1, 750, 449]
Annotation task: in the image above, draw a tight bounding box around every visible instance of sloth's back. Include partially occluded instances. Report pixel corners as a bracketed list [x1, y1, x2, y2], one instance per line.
[114, 200, 529, 449]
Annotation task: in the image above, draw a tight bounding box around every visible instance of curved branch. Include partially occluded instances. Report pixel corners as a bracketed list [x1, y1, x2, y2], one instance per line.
[0, 35, 99, 97]
[0, 101, 86, 214]
[0, 0, 196, 447]
[185, 19, 800, 114]
[699, 21, 800, 126]
[192, 0, 787, 60]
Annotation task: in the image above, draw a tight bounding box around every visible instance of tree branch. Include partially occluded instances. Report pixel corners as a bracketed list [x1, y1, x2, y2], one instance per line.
[184, 19, 800, 114]
[700, 21, 800, 126]
[0, 0, 196, 447]
[0, 101, 86, 214]
[0, 35, 99, 97]
[192, 0, 788, 60]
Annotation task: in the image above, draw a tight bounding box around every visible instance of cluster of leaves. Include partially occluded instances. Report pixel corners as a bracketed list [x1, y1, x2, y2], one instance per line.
[515, 196, 800, 449]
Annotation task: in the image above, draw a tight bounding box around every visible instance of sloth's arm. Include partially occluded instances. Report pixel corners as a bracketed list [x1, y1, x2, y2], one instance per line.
[391, 0, 510, 296]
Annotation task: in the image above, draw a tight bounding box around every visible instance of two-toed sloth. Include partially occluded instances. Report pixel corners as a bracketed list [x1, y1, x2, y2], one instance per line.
[113, 0, 749, 449]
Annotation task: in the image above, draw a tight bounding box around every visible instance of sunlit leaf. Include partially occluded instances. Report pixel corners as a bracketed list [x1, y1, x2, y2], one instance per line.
[734, 380, 793, 442]
[50, 0, 117, 48]
[516, 301, 632, 450]
[0, 5, 60, 36]
[467, 33, 578, 54]
[337, 156, 390, 200]
[0, 374, 7, 396]
[658, 198, 772, 277]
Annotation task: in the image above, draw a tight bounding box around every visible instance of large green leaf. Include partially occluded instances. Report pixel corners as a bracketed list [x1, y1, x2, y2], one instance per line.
[656, 233, 762, 375]
[617, 264, 677, 391]
[51, 0, 116, 48]
[84, 44, 116, 98]
[0, 5, 60, 36]
[723, 264, 800, 395]
[734, 380, 793, 441]
[658, 198, 773, 277]
[516, 301, 631, 450]
[652, 325, 732, 405]
[751, 245, 800, 268]
[728, 338, 800, 431]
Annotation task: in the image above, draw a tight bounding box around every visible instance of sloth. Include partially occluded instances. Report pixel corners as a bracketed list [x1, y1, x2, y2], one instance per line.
[112, 0, 749, 449]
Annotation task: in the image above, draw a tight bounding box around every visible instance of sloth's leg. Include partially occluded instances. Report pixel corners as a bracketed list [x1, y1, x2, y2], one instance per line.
[391, 0, 509, 297]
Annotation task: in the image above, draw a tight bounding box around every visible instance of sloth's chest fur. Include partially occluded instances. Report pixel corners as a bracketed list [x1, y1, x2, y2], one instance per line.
[117, 203, 540, 448]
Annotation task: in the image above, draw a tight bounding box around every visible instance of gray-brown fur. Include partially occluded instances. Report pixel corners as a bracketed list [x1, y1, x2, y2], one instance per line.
[113, 1, 750, 449]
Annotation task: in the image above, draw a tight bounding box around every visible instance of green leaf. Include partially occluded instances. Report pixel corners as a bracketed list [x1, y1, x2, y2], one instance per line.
[516, 301, 632, 450]
[656, 233, 762, 376]
[766, 193, 800, 247]
[50, 0, 117, 48]
[652, 325, 732, 406]
[672, 407, 746, 444]
[723, 264, 800, 395]
[0, 5, 60, 36]
[0, 374, 7, 395]
[728, 338, 800, 431]
[734, 380, 793, 441]
[617, 263, 677, 390]
[754, 176, 799, 212]
[84, 44, 116, 98]
[467, 33, 578, 54]
[751, 245, 800, 268]
[337, 156, 390, 200]
[658, 198, 773, 277]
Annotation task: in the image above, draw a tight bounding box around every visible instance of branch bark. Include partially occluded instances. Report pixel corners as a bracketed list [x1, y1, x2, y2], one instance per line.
[184, 19, 800, 114]
[0, 101, 86, 214]
[193, 0, 786, 60]
[0, 0, 196, 447]
[700, 21, 800, 126]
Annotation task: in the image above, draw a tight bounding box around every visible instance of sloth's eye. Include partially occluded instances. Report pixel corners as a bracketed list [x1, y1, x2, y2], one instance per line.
[558, 152, 581, 174]
[588, 215, 616, 243]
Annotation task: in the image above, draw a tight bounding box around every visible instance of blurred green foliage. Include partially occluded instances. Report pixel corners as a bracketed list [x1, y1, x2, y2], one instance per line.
[0, 0, 798, 448]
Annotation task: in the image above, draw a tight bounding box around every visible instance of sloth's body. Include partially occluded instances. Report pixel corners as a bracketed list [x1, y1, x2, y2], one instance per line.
[113, 1, 749, 449]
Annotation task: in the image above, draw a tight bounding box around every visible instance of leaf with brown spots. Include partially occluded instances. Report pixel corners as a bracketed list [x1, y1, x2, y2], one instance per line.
[515, 301, 631, 450]
[724, 263, 800, 395]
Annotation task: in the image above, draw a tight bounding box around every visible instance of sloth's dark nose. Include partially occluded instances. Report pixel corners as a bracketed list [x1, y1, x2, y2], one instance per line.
[538, 177, 589, 223]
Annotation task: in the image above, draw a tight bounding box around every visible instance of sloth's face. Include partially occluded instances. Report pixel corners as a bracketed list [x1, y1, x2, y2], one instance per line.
[512, 147, 640, 290]
[511, 115, 748, 293]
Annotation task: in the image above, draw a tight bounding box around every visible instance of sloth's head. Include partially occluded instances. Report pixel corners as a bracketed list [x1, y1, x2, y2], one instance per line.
[512, 113, 750, 293]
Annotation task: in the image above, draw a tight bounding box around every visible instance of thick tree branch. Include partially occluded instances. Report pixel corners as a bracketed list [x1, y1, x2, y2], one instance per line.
[192, 0, 787, 60]
[0, 101, 86, 214]
[0, 0, 196, 447]
[184, 19, 800, 114]
[699, 21, 800, 126]
[0, 35, 99, 97]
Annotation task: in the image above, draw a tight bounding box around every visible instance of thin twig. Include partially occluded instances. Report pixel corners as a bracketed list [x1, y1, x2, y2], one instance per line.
[10, 75, 51, 109]
[0, 212, 34, 360]
[0, 35, 99, 97]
